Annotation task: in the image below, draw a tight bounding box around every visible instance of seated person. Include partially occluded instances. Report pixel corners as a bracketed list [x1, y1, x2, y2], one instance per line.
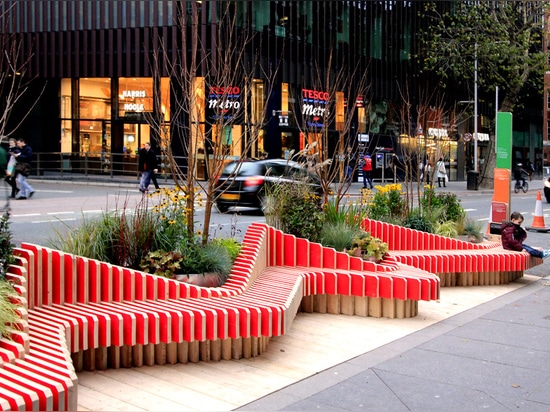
[501, 211, 549, 259]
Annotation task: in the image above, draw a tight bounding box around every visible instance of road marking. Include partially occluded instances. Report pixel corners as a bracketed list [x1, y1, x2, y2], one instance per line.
[11, 213, 41, 217]
[32, 218, 77, 224]
[47, 211, 74, 215]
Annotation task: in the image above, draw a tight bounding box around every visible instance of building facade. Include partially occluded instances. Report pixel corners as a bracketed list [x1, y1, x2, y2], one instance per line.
[2, 1, 544, 180]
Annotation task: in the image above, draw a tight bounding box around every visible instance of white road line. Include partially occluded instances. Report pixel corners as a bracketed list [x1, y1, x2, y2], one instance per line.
[47, 211, 74, 215]
[11, 213, 41, 217]
[32, 218, 77, 224]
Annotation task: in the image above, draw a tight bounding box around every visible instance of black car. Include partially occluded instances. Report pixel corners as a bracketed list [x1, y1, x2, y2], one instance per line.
[214, 159, 322, 213]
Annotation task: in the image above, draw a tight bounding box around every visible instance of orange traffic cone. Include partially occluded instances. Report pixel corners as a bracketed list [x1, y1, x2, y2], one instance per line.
[528, 191, 550, 232]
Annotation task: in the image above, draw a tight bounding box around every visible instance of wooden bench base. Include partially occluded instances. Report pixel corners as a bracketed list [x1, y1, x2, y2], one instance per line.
[437, 270, 524, 287]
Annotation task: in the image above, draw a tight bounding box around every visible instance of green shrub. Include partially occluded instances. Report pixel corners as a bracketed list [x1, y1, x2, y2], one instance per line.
[462, 217, 484, 242]
[265, 182, 324, 243]
[201, 242, 233, 278]
[49, 191, 189, 270]
[403, 213, 433, 233]
[434, 220, 459, 238]
[0, 279, 20, 339]
[0, 213, 15, 280]
[421, 188, 465, 222]
[367, 183, 406, 221]
[321, 221, 363, 252]
[211, 237, 242, 261]
[140, 250, 184, 278]
[324, 198, 367, 229]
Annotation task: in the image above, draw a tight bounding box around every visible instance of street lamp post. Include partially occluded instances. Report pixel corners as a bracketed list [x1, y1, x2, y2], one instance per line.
[474, 43, 478, 173]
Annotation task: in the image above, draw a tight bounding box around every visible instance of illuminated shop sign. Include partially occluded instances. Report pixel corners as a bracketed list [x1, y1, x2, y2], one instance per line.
[302, 88, 329, 128]
[427, 128, 448, 138]
[208, 86, 242, 121]
[122, 89, 147, 112]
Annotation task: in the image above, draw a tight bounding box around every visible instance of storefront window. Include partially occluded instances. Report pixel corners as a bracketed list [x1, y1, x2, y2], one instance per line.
[160, 77, 170, 122]
[79, 78, 111, 157]
[358, 107, 367, 133]
[336, 91, 344, 131]
[118, 77, 153, 118]
[60, 78, 72, 152]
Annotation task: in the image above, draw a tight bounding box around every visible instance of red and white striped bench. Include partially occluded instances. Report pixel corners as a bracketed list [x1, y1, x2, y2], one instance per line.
[362, 218, 542, 286]
[1, 222, 439, 411]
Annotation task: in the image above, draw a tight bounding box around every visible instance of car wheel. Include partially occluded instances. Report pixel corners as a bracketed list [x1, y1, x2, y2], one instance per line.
[216, 202, 229, 213]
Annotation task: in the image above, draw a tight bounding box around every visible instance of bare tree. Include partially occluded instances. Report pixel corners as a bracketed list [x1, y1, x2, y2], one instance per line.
[146, 3, 277, 243]
[0, 4, 41, 144]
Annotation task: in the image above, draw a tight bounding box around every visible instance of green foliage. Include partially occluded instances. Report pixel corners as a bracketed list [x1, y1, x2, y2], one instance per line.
[403, 212, 433, 233]
[419, 1, 546, 100]
[462, 217, 484, 243]
[201, 242, 233, 280]
[140, 250, 183, 278]
[320, 221, 363, 252]
[324, 197, 367, 229]
[434, 221, 459, 238]
[50, 189, 241, 285]
[0, 213, 15, 280]
[49, 198, 158, 269]
[421, 188, 465, 223]
[211, 237, 241, 261]
[140, 239, 236, 281]
[0, 278, 20, 339]
[348, 230, 389, 261]
[366, 183, 406, 221]
[265, 182, 324, 243]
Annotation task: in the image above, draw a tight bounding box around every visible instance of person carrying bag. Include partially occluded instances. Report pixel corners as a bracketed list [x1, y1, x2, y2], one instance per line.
[436, 157, 447, 188]
[13, 138, 35, 199]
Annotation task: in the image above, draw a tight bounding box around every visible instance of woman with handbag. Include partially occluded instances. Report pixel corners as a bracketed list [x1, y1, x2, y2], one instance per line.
[14, 138, 35, 200]
[436, 157, 447, 188]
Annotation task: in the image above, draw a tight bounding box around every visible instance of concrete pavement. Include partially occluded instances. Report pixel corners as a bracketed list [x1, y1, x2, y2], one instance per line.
[239, 275, 550, 411]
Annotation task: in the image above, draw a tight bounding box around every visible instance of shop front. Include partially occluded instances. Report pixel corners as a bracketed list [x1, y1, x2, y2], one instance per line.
[59, 77, 170, 175]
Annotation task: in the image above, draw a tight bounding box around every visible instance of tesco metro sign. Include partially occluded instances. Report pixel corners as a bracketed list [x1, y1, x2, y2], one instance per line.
[302, 88, 329, 128]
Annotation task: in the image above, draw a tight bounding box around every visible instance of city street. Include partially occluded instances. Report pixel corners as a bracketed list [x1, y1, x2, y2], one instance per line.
[1, 179, 266, 247]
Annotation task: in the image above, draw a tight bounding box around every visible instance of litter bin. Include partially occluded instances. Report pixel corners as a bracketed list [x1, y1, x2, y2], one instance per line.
[467, 171, 479, 190]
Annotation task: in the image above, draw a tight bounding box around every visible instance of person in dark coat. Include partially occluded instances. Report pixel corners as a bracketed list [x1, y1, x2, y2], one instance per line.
[501, 211, 549, 259]
[138, 142, 159, 193]
[14, 138, 34, 199]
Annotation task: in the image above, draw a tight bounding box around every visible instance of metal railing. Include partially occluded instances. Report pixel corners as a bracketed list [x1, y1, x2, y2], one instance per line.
[30, 152, 184, 182]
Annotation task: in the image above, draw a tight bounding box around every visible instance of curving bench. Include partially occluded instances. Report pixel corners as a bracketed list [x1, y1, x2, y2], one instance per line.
[362, 218, 542, 286]
[0, 222, 441, 411]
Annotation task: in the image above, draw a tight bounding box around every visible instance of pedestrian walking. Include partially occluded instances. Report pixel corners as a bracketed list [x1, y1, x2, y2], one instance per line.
[4, 138, 19, 198]
[14, 138, 34, 199]
[361, 152, 373, 189]
[138, 142, 159, 193]
[436, 157, 447, 188]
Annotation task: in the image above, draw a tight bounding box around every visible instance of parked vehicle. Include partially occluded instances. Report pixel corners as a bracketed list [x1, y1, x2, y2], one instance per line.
[214, 159, 322, 213]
